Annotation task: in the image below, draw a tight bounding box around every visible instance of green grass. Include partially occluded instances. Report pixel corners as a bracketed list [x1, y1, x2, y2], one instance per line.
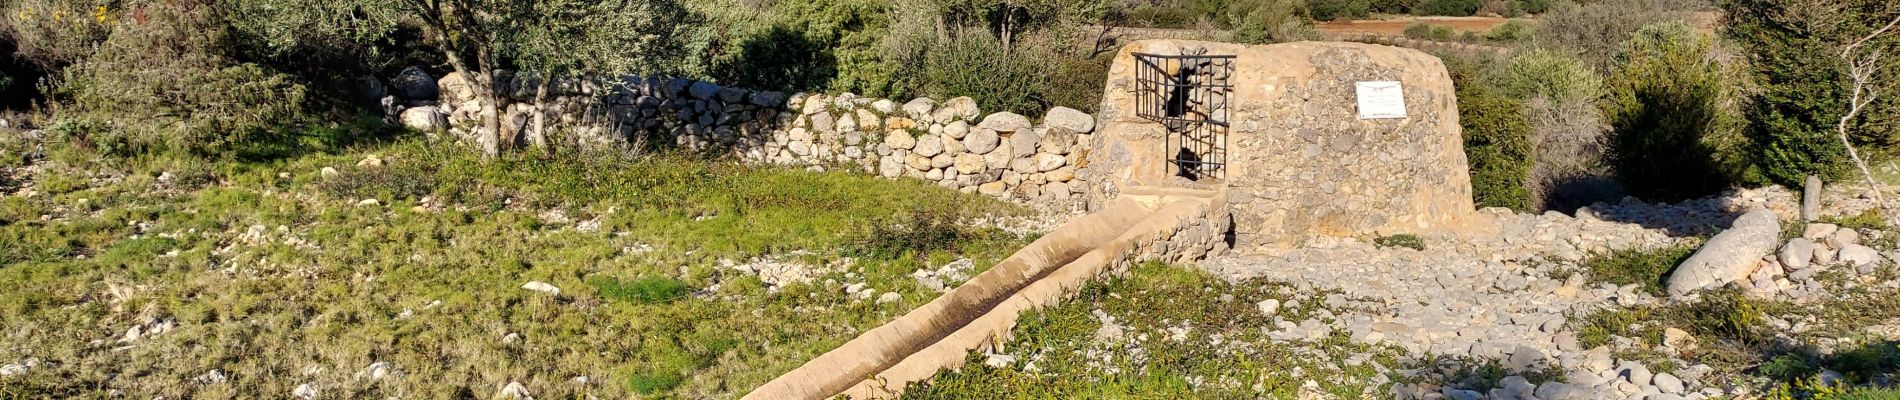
[0, 137, 1033, 398]
[1374, 234, 1425, 251]
[1577, 243, 1698, 296]
[1823, 210, 1890, 232]
[591, 276, 693, 305]
[903, 262, 1402, 398]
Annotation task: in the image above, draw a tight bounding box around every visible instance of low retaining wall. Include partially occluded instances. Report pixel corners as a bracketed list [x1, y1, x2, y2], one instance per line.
[393, 70, 1098, 209]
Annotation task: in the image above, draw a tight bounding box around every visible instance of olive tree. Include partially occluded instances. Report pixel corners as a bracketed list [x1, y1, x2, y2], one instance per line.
[223, 0, 690, 156]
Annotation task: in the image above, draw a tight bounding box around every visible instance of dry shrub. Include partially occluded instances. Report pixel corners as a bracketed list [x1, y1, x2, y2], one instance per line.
[1524, 96, 1618, 209]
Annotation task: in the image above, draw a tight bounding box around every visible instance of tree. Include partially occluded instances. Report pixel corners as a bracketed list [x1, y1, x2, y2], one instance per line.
[1602, 22, 1743, 201]
[1726, 0, 1900, 186]
[223, 0, 689, 156]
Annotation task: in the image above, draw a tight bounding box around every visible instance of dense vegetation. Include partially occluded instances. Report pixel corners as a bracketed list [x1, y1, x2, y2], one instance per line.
[1427, 0, 1898, 211]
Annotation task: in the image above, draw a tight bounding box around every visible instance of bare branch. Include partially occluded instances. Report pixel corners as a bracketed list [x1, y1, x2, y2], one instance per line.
[1843, 12, 1900, 58]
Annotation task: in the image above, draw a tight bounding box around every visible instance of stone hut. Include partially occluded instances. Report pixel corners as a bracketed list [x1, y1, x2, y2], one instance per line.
[1078, 40, 1478, 250]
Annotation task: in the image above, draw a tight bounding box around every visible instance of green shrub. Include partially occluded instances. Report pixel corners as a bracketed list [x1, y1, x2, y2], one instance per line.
[46, 3, 312, 159]
[1518, 0, 1553, 14]
[1430, 25, 1456, 40]
[711, 0, 903, 96]
[1726, 0, 1899, 187]
[1491, 49, 1603, 105]
[1579, 244, 1695, 295]
[1539, 0, 1699, 70]
[1310, 0, 1372, 21]
[1228, 0, 1319, 44]
[1603, 22, 1744, 201]
[1415, 0, 1481, 16]
[1485, 19, 1536, 42]
[919, 32, 1051, 115]
[1453, 57, 1537, 211]
[1403, 22, 1434, 39]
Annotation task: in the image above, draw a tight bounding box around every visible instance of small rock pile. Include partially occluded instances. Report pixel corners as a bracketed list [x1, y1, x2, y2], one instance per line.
[1746, 222, 1899, 302]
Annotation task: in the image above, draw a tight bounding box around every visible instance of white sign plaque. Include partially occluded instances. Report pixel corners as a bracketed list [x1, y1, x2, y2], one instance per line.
[1355, 81, 1408, 119]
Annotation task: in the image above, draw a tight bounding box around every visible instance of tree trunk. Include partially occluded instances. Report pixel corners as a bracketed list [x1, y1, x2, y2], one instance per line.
[531, 76, 550, 151]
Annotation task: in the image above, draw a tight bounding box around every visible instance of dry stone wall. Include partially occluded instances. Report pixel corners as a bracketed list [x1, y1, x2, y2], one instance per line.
[392, 70, 1097, 209]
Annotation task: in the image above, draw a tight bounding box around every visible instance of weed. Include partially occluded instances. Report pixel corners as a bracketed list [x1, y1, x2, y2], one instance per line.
[1374, 234, 1425, 251]
[1579, 244, 1697, 295]
[1824, 210, 1888, 231]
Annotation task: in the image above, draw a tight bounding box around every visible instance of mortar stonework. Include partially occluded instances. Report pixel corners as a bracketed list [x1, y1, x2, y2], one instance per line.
[1080, 40, 1476, 250]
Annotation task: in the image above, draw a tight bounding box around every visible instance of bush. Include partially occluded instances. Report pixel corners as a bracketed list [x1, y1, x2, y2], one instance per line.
[1518, 0, 1554, 14]
[1414, 0, 1481, 16]
[918, 32, 1051, 115]
[1539, 0, 1703, 70]
[1228, 0, 1319, 44]
[1403, 22, 1434, 39]
[1490, 49, 1611, 209]
[1430, 25, 1456, 40]
[1484, 19, 1536, 42]
[0, 0, 116, 70]
[46, 3, 313, 159]
[1491, 49, 1602, 104]
[1603, 22, 1744, 201]
[1457, 75, 1537, 211]
[1310, 0, 1372, 21]
[1726, 0, 1899, 187]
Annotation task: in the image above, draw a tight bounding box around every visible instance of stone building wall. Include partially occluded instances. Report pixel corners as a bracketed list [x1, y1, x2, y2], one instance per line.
[1080, 40, 1477, 249]
[391, 70, 1098, 209]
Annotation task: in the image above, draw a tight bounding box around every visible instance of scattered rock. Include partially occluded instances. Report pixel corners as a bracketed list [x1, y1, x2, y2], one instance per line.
[521, 281, 561, 296]
[293, 383, 319, 400]
[1781, 238, 1814, 270]
[1840, 244, 1880, 266]
[877, 292, 902, 304]
[1257, 299, 1281, 317]
[499, 381, 534, 400]
[1654, 372, 1685, 394]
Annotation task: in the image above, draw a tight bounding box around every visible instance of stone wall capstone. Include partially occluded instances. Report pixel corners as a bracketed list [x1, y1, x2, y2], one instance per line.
[389, 71, 1097, 209]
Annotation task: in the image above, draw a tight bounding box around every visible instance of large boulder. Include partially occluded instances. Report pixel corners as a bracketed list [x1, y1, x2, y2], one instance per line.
[1666, 208, 1782, 297]
[391, 67, 440, 100]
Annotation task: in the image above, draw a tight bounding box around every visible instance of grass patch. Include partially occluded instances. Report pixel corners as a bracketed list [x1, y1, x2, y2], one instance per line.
[1822, 210, 1889, 231]
[1578, 244, 1698, 296]
[591, 276, 694, 304]
[904, 262, 1400, 398]
[1374, 234, 1425, 251]
[0, 137, 1033, 399]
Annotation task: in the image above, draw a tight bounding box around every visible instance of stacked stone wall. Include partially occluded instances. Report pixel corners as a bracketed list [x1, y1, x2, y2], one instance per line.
[393, 70, 1098, 209]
